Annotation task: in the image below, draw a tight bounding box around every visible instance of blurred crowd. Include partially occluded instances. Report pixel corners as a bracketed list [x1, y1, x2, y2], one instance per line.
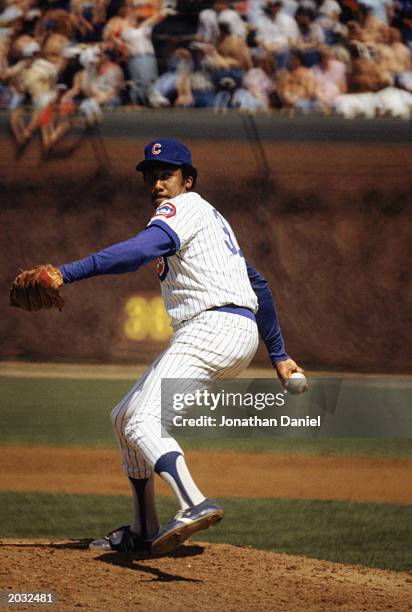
[1, 0, 412, 149]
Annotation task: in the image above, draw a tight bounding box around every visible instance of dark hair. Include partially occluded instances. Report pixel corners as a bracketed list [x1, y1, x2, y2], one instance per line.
[289, 48, 305, 66]
[181, 164, 198, 189]
[103, 47, 117, 61]
[218, 21, 231, 35]
[264, 1, 282, 14]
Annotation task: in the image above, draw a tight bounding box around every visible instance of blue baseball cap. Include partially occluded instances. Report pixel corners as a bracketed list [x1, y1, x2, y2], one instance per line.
[136, 139, 194, 172]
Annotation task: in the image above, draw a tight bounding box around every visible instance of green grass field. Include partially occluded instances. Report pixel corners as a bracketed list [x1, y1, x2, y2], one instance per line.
[1, 376, 411, 455]
[1, 374, 411, 572]
[1, 492, 410, 572]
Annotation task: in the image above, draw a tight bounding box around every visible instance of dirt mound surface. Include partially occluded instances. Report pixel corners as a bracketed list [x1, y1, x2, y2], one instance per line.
[1, 540, 410, 611]
[2, 447, 411, 503]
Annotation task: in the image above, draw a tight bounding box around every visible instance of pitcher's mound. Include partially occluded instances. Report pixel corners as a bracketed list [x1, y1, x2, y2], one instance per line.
[1, 540, 410, 611]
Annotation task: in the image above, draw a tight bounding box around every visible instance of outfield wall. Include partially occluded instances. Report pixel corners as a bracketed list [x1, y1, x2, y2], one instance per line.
[1, 110, 411, 372]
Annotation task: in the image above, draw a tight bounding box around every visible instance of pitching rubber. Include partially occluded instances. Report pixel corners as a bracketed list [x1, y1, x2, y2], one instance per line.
[151, 509, 224, 555]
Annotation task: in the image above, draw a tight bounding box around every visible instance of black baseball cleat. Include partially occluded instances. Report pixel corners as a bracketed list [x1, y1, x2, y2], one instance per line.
[89, 525, 152, 555]
[151, 498, 224, 555]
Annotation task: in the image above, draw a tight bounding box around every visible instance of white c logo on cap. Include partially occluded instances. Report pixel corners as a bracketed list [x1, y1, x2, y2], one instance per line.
[152, 143, 162, 155]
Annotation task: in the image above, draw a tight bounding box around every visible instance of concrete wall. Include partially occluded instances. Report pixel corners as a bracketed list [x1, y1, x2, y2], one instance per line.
[1, 111, 411, 372]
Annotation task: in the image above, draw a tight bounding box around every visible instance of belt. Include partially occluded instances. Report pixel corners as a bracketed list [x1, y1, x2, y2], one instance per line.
[207, 304, 256, 322]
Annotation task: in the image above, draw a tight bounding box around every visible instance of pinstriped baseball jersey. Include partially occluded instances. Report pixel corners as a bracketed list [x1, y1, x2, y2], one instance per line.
[148, 191, 258, 327]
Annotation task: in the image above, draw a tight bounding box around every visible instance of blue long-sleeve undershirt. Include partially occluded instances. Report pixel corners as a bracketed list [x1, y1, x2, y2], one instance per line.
[246, 261, 289, 365]
[60, 224, 176, 283]
[60, 224, 288, 365]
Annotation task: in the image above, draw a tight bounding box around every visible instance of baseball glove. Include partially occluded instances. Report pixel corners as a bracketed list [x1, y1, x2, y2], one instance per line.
[9, 264, 64, 312]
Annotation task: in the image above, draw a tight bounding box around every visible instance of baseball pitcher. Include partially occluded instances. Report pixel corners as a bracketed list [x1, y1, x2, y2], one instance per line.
[10, 139, 305, 555]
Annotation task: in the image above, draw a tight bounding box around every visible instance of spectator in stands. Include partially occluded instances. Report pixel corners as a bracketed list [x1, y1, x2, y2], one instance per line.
[0, 1, 30, 31]
[209, 10, 261, 110]
[0, 6, 20, 68]
[119, 3, 170, 104]
[1, 0, 411, 117]
[233, 53, 276, 110]
[388, 23, 412, 69]
[255, 0, 299, 67]
[41, 30, 71, 73]
[137, 41, 217, 108]
[0, 5, 26, 75]
[172, 56, 197, 107]
[275, 47, 319, 111]
[344, 18, 383, 55]
[358, 3, 388, 43]
[147, 46, 193, 107]
[375, 25, 411, 78]
[295, 6, 325, 50]
[295, 6, 325, 66]
[1, 35, 40, 144]
[61, 43, 124, 122]
[248, 0, 299, 24]
[197, 39, 247, 103]
[316, 0, 347, 46]
[102, 3, 128, 55]
[347, 41, 393, 91]
[170, 42, 217, 107]
[216, 13, 252, 72]
[9, 34, 64, 148]
[197, 0, 247, 45]
[34, 7, 77, 39]
[360, 0, 394, 26]
[71, 0, 108, 42]
[312, 45, 347, 110]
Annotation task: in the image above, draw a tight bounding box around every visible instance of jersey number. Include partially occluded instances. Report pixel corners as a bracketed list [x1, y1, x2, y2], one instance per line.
[213, 209, 242, 256]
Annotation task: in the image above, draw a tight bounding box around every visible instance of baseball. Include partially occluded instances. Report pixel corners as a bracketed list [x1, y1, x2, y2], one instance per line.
[285, 372, 308, 394]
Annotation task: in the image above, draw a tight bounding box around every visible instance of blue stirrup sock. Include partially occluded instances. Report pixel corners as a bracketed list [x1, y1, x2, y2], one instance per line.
[154, 451, 205, 510]
[129, 475, 159, 539]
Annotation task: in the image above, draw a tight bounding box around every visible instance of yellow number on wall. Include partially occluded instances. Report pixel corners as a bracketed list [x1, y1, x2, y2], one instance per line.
[124, 295, 172, 342]
[150, 296, 173, 341]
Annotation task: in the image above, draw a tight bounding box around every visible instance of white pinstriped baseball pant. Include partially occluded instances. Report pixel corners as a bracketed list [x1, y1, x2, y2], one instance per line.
[111, 311, 259, 478]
